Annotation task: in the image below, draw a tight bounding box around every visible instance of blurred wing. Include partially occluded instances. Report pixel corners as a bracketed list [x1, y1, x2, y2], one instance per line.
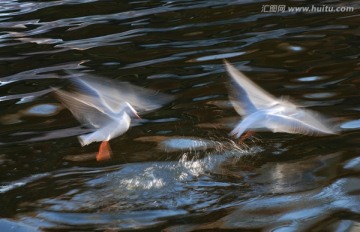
[224, 60, 280, 115]
[230, 112, 269, 138]
[69, 72, 173, 113]
[53, 88, 113, 129]
[66, 72, 126, 113]
[266, 109, 338, 135]
[110, 82, 173, 112]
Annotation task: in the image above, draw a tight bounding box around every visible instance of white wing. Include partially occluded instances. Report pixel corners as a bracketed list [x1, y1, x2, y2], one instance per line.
[224, 60, 284, 115]
[69, 72, 173, 113]
[266, 109, 338, 135]
[230, 111, 269, 138]
[53, 88, 118, 129]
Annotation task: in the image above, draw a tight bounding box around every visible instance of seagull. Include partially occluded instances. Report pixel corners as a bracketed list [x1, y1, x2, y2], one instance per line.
[224, 60, 338, 139]
[53, 73, 173, 161]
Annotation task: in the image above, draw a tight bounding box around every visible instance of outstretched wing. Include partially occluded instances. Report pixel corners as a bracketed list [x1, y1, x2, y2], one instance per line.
[224, 60, 281, 115]
[53, 88, 114, 129]
[68, 72, 173, 113]
[266, 108, 338, 135]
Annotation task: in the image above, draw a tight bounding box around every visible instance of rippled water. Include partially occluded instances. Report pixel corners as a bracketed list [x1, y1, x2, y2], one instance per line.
[0, 0, 359, 231]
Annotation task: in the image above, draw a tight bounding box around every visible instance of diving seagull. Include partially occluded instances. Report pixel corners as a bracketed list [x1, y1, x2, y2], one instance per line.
[224, 60, 338, 139]
[53, 73, 173, 161]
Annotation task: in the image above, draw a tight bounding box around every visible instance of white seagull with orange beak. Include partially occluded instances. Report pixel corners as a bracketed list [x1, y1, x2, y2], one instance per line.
[54, 73, 172, 161]
[224, 60, 338, 139]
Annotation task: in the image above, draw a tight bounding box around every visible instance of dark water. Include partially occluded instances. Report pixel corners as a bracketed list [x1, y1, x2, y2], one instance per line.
[0, 0, 360, 231]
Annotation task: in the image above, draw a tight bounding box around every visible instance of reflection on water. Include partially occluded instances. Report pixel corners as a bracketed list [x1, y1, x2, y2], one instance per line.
[341, 119, 360, 129]
[0, 0, 359, 231]
[1, 103, 62, 125]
